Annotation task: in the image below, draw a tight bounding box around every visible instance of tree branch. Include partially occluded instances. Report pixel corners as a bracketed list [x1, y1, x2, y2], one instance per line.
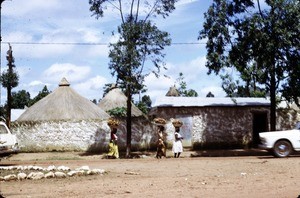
[257, 0, 264, 18]
[118, 0, 125, 24]
[130, 0, 135, 21]
[135, 0, 140, 23]
[144, 0, 159, 22]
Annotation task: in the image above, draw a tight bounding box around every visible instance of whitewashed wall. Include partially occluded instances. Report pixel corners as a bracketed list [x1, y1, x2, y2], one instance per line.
[11, 121, 109, 152]
[11, 118, 158, 153]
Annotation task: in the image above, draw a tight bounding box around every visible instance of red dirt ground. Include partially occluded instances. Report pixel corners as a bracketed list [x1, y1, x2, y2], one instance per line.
[1, 151, 300, 198]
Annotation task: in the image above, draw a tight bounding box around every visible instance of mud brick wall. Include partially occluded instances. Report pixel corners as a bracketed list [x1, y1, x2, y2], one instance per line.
[11, 117, 156, 153]
[153, 106, 271, 149]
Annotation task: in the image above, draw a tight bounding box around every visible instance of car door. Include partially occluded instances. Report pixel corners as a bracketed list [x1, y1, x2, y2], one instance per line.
[0, 123, 15, 148]
[293, 123, 300, 150]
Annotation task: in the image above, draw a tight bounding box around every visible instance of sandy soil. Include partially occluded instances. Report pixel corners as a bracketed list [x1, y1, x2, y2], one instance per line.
[0, 150, 300, 198]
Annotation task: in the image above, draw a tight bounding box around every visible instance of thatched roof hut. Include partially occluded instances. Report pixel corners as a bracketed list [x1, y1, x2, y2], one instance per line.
[17, 78, 109, 121]
[166, 85, 180, 96]
[98, 87, 143, 117]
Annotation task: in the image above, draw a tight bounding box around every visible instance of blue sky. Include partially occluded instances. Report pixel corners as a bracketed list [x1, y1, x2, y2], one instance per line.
[0, 0, 226, 105]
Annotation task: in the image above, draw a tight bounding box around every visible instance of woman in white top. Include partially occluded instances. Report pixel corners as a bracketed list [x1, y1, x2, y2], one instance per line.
[172, 126, 183, 158]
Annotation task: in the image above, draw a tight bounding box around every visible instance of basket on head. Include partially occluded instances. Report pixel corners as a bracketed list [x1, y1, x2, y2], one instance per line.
[172, 119, 183, 128]
[107, 118, 120, 128]
[153, 117, 167, 126]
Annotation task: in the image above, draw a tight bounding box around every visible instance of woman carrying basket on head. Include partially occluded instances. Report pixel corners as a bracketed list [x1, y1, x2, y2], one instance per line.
[154, 118, 167, 158]
[107, 118, 120, 159]
[172, 119, 183, 158]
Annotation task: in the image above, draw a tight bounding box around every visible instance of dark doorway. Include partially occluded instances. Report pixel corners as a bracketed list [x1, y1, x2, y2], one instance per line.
[252, 112, 268, 147]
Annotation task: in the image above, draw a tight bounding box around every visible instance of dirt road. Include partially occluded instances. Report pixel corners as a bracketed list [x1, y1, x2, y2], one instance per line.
[0, 151, 300, 198]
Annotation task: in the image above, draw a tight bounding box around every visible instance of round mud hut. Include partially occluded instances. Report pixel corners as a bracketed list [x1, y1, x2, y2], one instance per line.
[98, 87, 144, 117]
[98, 87, 157, 151]
[12, 77, 110, 152]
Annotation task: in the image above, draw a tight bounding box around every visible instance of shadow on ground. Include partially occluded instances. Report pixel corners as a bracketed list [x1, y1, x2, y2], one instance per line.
[190, 148, 300, 158]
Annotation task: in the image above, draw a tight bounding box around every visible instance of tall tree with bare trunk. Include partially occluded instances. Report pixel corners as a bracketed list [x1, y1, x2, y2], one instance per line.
[89, 0, 176, 157]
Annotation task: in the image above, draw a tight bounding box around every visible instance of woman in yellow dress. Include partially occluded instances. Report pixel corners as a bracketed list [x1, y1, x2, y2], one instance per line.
[107, 118, 120, 159]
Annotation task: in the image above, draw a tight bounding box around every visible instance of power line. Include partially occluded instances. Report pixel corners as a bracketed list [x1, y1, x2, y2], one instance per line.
[2, 41, 108, 45]
[2, 41, 206, 46]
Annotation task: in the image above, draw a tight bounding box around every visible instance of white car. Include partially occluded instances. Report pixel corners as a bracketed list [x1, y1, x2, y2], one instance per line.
[0, 121, 19, 155]
[259, 123, 300, 157]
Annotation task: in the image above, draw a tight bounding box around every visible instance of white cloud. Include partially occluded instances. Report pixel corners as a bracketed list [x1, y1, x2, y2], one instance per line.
[16, 80, 53, 98]
[145, 73, 174, 90]
[143, 55, 225, 101]
[175, 0, 199, 7]
[3, 0, 60, 17]
[0, 0, 225, 105]
[4, 31, 33, 43]
[166, 56, 207, 83]
[199, 86, 226, 97]
[42, 63, 91, 83]
[28, 80, 44, 87]
[73, 75, 108, 100]
[3, 31, 74, 59]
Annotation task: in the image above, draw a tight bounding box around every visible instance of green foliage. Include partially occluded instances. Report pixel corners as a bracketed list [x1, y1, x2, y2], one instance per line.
[199, 0, 300, 130]
[0, 45, 19, 89]
[102, 83, 115, 97]
[0, 44, 19, 126]
[0, 72, 18, 88]
[135, 95, 152, 114]
[221, 71, 266, 98]
[1, 44, 19, 91]
[29, 85, 51, 106]
[109, 18, 171, 94]
[107, 107, 127, 117]
[11, 90, 31, 109]
[89, 0, 177, 19]
[89, 0, 177, 157]
[91, 99, 97, 104]
[176, 72, 198, 97]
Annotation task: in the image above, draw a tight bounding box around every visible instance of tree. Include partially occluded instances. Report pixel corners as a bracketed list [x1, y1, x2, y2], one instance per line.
[176, 72, 198, 97]
[102, 83, 115, 98]
[199, 0, 300, 131]
[29, 85, 51, 106]
[107, 107, 127, 117]
[220, 67, 266, 97]
[0, 44, 19, 128]
[135, 95, 152, 114]
[89, 0, 176, 157]
[11, 90, 31, 109]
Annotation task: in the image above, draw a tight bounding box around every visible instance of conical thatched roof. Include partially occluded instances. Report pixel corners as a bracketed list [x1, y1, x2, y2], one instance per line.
[17, 78, 109, 122]
[166, 85, 180, 97]
[98, 88, 143, 117]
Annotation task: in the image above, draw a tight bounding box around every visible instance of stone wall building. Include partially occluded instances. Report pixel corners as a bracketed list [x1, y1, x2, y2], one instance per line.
[150, 96, 275, 149]
[11, 81, 156, 153]
[11, 79, 299, 152]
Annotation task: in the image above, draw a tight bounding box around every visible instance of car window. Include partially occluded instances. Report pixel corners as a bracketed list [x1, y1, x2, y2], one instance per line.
[0, 125, 8, 134]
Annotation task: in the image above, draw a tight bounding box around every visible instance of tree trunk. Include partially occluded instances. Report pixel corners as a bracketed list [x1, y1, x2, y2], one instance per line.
[126, 85, 132, 158]
[6, 86, 11, 128]
[270, 66, 276, 131]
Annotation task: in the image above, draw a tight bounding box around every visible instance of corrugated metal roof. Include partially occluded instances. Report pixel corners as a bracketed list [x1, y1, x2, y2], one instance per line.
[153, 97, 270, 107]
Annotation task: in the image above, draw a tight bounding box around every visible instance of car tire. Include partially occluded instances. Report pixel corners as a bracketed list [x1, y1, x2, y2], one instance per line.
[272, 140, 293, 158]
